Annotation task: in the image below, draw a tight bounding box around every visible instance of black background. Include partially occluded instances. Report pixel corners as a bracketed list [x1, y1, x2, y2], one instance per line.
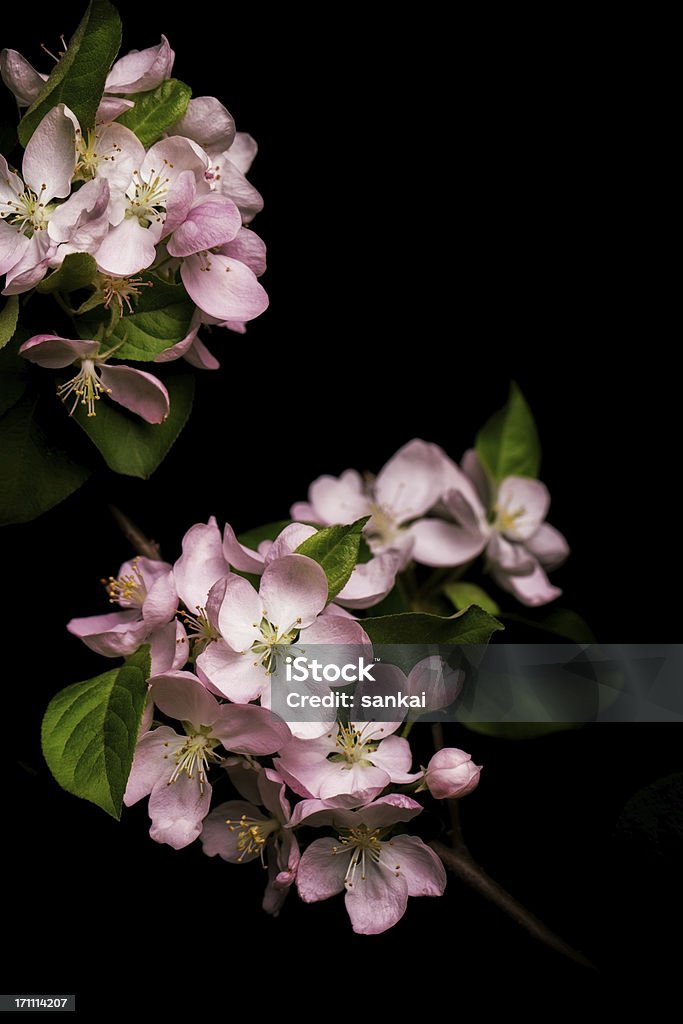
[2, 3, 679, 1008]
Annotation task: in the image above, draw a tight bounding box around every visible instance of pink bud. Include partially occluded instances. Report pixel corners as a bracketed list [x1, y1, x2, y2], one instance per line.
[424, 748, 481, 799]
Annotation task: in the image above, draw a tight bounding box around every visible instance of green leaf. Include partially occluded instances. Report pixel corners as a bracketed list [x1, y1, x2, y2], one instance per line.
[36, 253, 98, 294]
[0, 296, 18, 350]
[502, 607, 596, 644]
[0, 398, 90, 526]
[296, 517, 370, 601]
[444, 581, 501, 616]
[78, 279, 194, 361]
[238, 520, 291, 549]
[362, 605, 504, 644]
[475, 381, 541, 482]
[74, 373, 194, 478]
[18, 1, 122, 147]
[41, 647, 150, 820]
[118, 79, 192, 147]
[0, 330, 29, 416]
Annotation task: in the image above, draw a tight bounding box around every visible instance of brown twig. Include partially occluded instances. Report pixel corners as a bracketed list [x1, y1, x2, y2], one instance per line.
[430, 722, 596, 970]
[109, 505, 163, 560]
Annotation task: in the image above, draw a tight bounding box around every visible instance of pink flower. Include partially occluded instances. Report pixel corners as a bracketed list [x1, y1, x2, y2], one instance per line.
[0, 105, 77, 291]
[296, 794, 446, 934]
[291, 439, 446, 569]
[67, 556, 177, 657]
[201, 767, 299, 915]
[1, 36, 174, 120]
[124, 673, 290, 849]
[19, 334, 170, 423]
[275, 719, 419, 808]
[195, 554, 370, 706]
[222, 519, 397, 610]
[419, 748, 482, 799]
[412, 450, 569, 605]
[172, 517, 230, 649]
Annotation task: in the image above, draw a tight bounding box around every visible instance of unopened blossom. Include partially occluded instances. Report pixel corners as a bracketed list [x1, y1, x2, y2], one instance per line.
[418, 747, 482, 799]
[291, 439, 446, 569]
[124, 674, 290, 849]
[222, 519, 398, 610]
[411, 450, 569, 605]
[19, 335, 170, 422]
[296, 794, 446, 934]
[201, 767, 299, 915]
[1, 35, 174, 121]
[195, 554, 370, 705]
[275, 719, 418, 809]
[67, 556, 177, 657]
[0, 104, 76, 291]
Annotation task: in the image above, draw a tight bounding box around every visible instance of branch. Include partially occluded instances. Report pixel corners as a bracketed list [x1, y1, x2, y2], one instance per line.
[109, 505, 163, 561]
[430, 840, 596, 970]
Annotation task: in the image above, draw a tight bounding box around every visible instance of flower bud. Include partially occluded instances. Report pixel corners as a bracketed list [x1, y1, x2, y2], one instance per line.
[423, 748, 481, 799]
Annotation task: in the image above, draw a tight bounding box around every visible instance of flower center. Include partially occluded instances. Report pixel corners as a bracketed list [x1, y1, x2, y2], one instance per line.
[126, 166, 170, 226]
[225, 813, 280, 862]
[250, 617, 300, 674]
[0, 184, 50, 236]
[168, 726, 220, 791]
[74, 127, 123, 182]
[182, 605, 220, 654]
[328, 723, 379, 767]
[97, 273, 152, 314]
[365, 502, 403, 550]
[332, 825, 393, 886]
[56, 358, 111, 417]
[103, 557, 146, 607]
[494, 503, 526, 535]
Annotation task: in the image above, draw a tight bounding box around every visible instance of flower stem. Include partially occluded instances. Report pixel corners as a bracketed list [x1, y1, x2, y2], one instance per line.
[109, 505, 163, 560]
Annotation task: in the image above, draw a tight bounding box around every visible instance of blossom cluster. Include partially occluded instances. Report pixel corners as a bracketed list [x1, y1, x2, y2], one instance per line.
[1, 36, 266, 423]
[63, 438, 568, 932]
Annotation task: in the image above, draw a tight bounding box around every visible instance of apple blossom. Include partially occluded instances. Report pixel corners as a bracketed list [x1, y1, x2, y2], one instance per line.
[19, 334, 170, 422]
[124, 674, 290, 849]
[417, 747, 482, 799]
[296, 794, 446, 934]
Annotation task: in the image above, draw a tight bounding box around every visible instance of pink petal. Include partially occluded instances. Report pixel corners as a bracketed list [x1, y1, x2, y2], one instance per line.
[98, 364, 170, 424]
[168, 194, 241, 257]
[299, 612, 371, 645]
[159, 169, 196, 237]
[443, 451, 488, 517]
[172, 96, 235, 152]
[2, 232, 53, 295]
[212, 703, 291, 754]
[227, 132, 258, 175]
[148, 771, 211, 849]
[66, 609, 148, 657]
[201, 800, 265, 861]
[150, 619, 188, 675]
[96, 96, 134, 121]
[183, 335, 219, 370]
[409, 518, 487, 568]
[461, 447, 491, 508]
[290, 501, 316, 522]
[318, 763, 390, 806]
[140, 569, 177, 629]
[0, 48, 46, 106]
[406, 656, 463, 710]
[141, 137, 208, 190]
[259, 767, 291, 823]
[150, 672, 220, 726]
[19, 335, 98, 368]
[123, 726, 182, 805]
[173, 518, 228, 611]
[216, 573, 263, 651]
[308, 469, 369, 525]
[386, 835, 447, 896]
[213, 155, 264, 222]
[355, 793, 423, 828]
[493, 562, 562, 607]
[217, 227, 267, 276]
[345, 863, 408, 934]
[22, 104, 76, 201]
[196, 640, 268, 702]
[181, 252, 268, 322]
[95, 216, 162, 276]
[0, 220, 29, 276]
[496, 477, 550, 540]
[222, 522, 265, 573]
[369, 736, 415, 782]
[526, 522, 569, 570]
[48, 178, 110, 254]
[260, 554, 328, 632]
[375, 439, 445, 524]
[105, 35, 175, 94]
[263, 523, 317, 566]
[487, 534, 536, 574]
[335, 553, 399, 609]
[297, 838, 349, 902]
